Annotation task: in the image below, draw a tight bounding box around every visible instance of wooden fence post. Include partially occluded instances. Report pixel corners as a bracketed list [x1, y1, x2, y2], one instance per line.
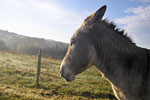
[36, 49, 41, 88]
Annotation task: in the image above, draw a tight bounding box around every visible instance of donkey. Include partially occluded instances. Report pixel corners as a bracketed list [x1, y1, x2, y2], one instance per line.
[60, 5, 150, 100]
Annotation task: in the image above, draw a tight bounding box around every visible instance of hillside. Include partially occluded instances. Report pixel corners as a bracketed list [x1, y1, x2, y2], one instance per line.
[0, 51, 116, 100]
[0, 29, 68, 59]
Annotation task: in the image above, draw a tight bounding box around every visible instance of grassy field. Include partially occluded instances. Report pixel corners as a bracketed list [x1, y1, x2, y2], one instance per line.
[0, 51, 116, 100]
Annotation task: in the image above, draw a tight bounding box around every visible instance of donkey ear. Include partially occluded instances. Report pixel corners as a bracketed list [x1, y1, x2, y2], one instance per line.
[92, 5, 107, 23]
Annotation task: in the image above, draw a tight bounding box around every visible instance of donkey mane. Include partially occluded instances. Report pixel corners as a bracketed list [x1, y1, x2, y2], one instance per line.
[101, 19, 134, 44]
[84, 14, 135, 45]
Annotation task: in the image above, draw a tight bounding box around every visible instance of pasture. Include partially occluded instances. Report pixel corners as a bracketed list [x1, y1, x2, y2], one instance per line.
[0, 51, 116, 100]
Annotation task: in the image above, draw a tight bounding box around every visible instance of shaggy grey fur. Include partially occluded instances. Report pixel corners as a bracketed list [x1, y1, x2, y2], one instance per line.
[60, 5, 150, 100]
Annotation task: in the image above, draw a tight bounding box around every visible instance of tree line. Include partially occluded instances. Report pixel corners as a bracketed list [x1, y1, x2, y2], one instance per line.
[0, 30, 68, 59]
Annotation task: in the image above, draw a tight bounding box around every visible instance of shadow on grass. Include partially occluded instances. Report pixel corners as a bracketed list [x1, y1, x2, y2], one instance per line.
[39, 84, 117, 100]
[80, 91, 117, 100]
[66, 90, 117, 100]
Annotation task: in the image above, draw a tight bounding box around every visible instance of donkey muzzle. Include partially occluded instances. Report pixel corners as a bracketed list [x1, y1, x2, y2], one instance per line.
[60, 66, 75, 82]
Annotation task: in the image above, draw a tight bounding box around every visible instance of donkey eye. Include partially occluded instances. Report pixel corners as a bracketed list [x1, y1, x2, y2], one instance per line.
[70, 41, 75, 46]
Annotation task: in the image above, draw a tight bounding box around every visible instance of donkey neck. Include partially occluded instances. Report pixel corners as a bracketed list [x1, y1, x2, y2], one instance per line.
[89, 23, 147, 86]
[91, 23, 136, 68]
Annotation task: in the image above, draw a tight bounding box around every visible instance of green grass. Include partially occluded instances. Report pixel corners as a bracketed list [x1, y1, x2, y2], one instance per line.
[0, 51, 116, 100]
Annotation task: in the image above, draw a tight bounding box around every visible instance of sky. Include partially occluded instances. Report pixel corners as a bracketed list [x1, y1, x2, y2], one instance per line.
[0, 0, 149, 48]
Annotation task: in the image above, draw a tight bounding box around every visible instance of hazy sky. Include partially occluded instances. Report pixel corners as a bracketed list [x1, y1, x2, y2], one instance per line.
[0, 0, 149, 48]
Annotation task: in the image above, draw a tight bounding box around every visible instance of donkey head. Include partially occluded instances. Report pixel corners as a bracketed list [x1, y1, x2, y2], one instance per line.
[60, 5, 107, 82]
